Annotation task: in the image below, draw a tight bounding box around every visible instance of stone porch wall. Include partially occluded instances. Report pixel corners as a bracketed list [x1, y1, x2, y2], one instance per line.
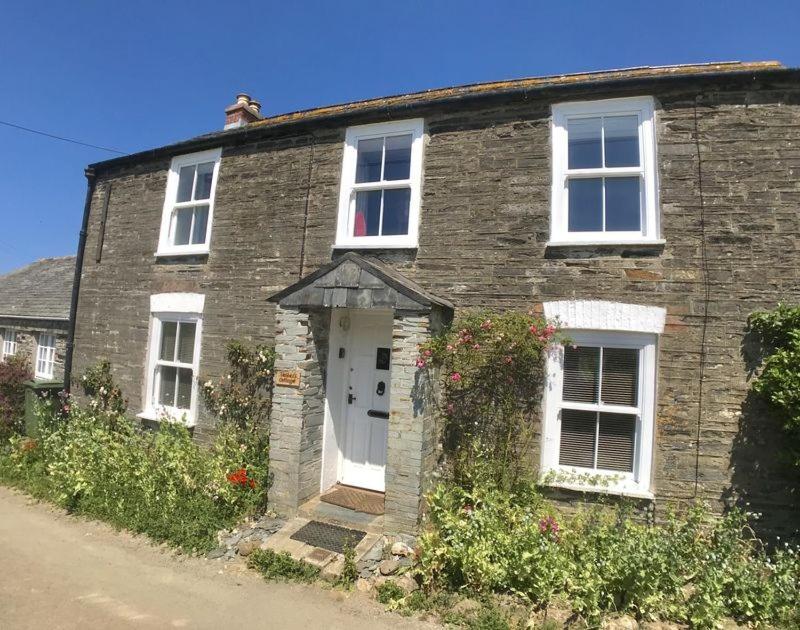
[269, 307, 329, 515]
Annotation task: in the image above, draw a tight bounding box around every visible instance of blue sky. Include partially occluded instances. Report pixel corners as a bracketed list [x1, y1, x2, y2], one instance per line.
[1, 0, 798, 273]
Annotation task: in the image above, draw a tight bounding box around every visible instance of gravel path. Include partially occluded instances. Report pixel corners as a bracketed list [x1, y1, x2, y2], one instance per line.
[0, 485, 438, 629]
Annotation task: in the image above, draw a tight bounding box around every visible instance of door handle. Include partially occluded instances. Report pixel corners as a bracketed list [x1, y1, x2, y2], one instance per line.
[348, 393, 356, 404]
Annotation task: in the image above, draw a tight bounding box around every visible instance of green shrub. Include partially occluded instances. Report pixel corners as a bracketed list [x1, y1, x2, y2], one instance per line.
[418, 477, 800, 628]
[248, 549, 319, 582]
[338, 539, 359, 587]
[748, 303, 800, 466]
[466, 607, 509, 630]
[417, 310, 564, 488]
[0, 402, 269, 552]
[376, 580, 406, 604]
[0, 354, 32, 438]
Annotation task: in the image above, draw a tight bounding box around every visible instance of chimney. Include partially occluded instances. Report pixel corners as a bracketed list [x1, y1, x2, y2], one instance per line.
[224, 93, 263, 130]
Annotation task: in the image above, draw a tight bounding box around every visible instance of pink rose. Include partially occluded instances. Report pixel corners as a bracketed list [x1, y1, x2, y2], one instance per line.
[415, 358, 427, 368]
[450, 372, 462, 382]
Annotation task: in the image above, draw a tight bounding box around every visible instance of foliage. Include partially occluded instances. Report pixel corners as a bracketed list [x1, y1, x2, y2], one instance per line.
[465, 607, 509, 630]
[0, 354, 32, 438]
[247, 549, 319, 582]
[79, 359, 127, 414]
[747, 303, 800, 466]
[0, 361, 270, 552]
[417, 475, 800, 628]
[376, 580, 406, 604]
[201, 341, 274, 433]
[417, 310, 563, 487]
[339, 539, 359, 587]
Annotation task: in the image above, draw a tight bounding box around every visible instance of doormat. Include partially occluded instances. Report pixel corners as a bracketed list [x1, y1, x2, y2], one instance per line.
[290, 521, 366, 555]
[320, 484, 385, 515]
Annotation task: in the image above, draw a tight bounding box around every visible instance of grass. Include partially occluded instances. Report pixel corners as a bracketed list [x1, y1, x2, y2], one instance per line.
[247, 549, 320, 583]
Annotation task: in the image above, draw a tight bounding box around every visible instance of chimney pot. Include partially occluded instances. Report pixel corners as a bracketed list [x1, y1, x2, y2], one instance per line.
[224, 93, 263, 130]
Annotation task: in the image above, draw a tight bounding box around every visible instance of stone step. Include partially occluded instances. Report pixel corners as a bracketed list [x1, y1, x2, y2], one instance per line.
[260, 516, 383, 580]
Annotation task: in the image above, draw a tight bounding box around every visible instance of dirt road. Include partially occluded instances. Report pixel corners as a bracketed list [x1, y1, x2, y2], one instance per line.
[0, 486, 437, 629]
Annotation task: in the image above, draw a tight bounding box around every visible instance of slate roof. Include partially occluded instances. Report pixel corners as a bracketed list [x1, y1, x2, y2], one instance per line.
[89, 61, 792, 174]
[0, 256, 75, 321]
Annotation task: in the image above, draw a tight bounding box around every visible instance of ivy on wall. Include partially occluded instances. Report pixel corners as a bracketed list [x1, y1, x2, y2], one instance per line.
[748, 303, 800, 468]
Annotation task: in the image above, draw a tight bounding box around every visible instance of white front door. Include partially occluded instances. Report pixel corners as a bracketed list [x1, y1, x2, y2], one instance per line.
[340, 311, 391, 492]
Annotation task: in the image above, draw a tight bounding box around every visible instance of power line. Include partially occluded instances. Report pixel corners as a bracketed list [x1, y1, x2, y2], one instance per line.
[0, 119, 127, 155]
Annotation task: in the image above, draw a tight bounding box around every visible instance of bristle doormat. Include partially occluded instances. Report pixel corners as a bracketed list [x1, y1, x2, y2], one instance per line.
[320, 484, 385, 515]
[290, 520, 366, 554]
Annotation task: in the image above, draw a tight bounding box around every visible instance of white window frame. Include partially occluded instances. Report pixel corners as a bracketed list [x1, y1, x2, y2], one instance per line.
[550, 97, 660, 246]
[140, 293, 204, 426]
[1, 328, 17, 360]
[35, 333, 56, 380]
[335, 119, 425, 249]
[540, 300, 665, 498]
[156, 148, 222, 257]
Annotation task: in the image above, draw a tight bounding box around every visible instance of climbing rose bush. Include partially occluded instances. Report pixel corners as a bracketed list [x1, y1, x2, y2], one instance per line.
[417, 310, 564, 487]
[0, 354, 32, 438]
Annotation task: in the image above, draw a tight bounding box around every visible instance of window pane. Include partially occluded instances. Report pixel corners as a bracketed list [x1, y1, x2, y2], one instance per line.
[604, 115, 639, 167]
[159, 321, 177, 361]
[563, 346, 600, 403]
[194, 162, 214, 200]
[597, 413, 636, 472]
[176, 165, 195, 202]
[601, 348, 639, 406]
[354, 190, 381, 237]
[568, 178, 603, 232]
[191, 206, 209, 245]
[568, 117, 602, 169]
[604, 177, 641, 231]
[158, 366, 177, 406]
[559, 409, 597, 468]
[355, 138, 383, 183]
[177, 322, 196, 363]
[381, 188, 411, 236]
[176, 367, 193, 409]
[383, 134, 412, 181]
[173, 207, 193, 245]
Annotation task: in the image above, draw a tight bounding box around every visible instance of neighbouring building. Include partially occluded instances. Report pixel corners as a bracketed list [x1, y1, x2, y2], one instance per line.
[70, 61, 800, 536]
[0, 256, 75, 382]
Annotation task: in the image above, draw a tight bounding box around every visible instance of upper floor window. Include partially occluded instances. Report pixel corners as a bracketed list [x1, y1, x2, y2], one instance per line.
[1, 328, 17, 360]
[336, 119, 424, 249]
[550, 97, 659, 245]
[35, 333, 56, 380]
[157, 149, 221, 256]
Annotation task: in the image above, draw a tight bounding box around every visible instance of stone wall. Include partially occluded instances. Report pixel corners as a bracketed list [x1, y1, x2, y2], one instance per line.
[73, 75, 800, 535]
[269, 306, 328, 514]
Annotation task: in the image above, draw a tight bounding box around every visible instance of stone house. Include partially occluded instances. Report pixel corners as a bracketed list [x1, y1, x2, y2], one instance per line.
[0, 256, 75, 381]
[70, 61, 800, 536]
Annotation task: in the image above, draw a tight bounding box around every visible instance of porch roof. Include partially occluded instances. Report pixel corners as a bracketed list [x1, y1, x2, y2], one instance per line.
[268, 252, 454, 313]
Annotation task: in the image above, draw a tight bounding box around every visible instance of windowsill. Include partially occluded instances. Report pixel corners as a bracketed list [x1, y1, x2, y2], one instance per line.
[332, 242, 418, 251]
[155, 246, 210, 258]
[542, 479, 654, 501]
[546, 239, 666, 248]
[137, 409, 195, 427]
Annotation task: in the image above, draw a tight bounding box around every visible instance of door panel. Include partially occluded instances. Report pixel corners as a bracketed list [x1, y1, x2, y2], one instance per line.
[340, 312, 391, 492]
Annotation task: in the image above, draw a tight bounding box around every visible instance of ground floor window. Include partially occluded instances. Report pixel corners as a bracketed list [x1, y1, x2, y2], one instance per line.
[1, 328, 17, 360]
[142, 293, 204, 425]
[541, 300, 664, 496]
[35, 333, 56, 379]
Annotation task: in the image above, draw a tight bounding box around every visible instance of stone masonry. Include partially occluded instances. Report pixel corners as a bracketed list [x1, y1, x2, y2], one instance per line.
[72, 68, 800, 536]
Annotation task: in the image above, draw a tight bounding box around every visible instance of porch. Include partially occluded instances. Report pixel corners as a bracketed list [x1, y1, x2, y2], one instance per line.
[266, 253, 452, 533]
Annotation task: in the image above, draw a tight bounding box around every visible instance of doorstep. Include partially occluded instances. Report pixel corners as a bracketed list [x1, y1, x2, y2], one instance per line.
[262, 516, 382, 580]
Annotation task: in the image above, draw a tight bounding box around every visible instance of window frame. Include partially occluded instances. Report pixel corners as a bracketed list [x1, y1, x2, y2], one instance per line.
[335, 119, 425, 249]
[550, 97, 660, 245]
[141, 293, 204, 426]
[156, 148, 222, 257]
[1, 328, 17, 360]
[541, 330, 657, 497]
[35, 333, 56, 380]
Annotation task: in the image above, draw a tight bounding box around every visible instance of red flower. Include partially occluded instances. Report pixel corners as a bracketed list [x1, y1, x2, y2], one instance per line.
[226, 467, 256, 489]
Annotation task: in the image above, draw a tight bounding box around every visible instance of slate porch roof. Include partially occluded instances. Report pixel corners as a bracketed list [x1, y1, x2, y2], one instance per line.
[0, 256, 76, 321]
[268, 252, 454, 312]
